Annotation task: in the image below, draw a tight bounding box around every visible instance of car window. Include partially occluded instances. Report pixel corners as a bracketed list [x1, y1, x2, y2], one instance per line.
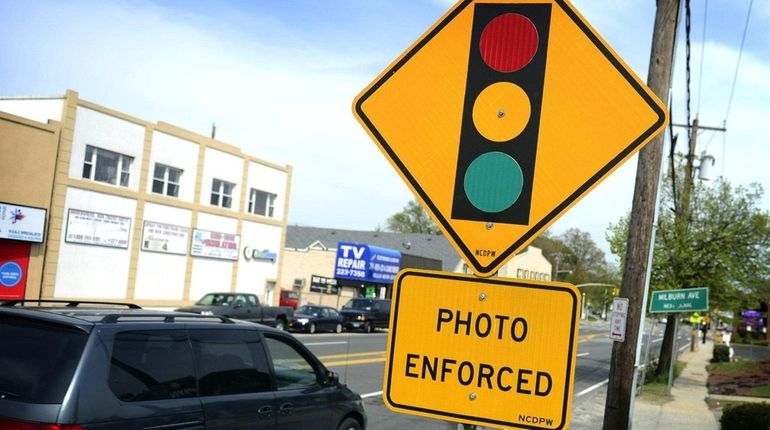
[343, 299, 372, 310]
[234, 295, 248, 307]
[246, 295, 258, 306]
[264, 336, 319, 390]
[190, 329, 271, 396]
[298, 305, 319, 316]
[0, 315, 89, 403]
[109, 330, 197, 402]
[320, 308, 330, 317]
[197, 293, 233, 306]
[328, 309, 340, 318]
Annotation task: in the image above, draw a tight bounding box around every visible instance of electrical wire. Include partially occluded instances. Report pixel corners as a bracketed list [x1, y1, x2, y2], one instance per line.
[724, 0, 753, 123]
[695, 0, 708, 116]
[685, 0, 692, 143]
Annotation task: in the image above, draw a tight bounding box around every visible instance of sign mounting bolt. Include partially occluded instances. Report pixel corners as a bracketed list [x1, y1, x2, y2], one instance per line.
[486, 222, 493, 230]
[469, 392, 477, 401]
[479, 293, 487, 302]
[497, 109, 505, 118]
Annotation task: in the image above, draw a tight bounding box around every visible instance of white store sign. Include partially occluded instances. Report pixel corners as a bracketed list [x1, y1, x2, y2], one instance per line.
[191, 229, 240, 261]
[141, 221, 189, 255]
[0, 203, 47, 243]
[65, 209, 131, 249]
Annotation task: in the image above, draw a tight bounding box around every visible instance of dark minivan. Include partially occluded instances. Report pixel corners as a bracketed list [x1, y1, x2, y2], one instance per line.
[0, 300, 366, 430]
[339, 298, 391, 333]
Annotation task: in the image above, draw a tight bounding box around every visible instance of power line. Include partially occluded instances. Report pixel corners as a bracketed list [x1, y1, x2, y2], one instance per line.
[724, 0, 753, 123]
[685, 0, 692, 143]
[695, 0, 708, 116]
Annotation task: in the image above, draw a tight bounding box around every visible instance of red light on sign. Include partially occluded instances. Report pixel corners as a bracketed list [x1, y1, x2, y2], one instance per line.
[479, 13, 539, 73]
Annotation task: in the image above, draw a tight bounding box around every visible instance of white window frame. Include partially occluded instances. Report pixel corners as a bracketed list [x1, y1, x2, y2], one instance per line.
[152, 163, 182, 197]
[82, 145, 133, 187]
[211, 179, 235, 208]
[248, 188, 277, 217]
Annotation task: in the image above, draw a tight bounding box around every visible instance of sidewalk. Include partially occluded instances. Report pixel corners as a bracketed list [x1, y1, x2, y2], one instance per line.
[631, 339, 719, 430]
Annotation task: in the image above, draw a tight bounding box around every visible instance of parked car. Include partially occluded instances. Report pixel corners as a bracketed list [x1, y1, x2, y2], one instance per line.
[176, 292, 294, 330]
[339, 298, 391, 333]
[290, 305, 345, 334]
[280, 289, 300, 309]
[0, 299, 366, 430]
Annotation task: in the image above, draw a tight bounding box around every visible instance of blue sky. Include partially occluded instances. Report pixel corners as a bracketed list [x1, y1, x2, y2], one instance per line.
[2, 0, 768, 261]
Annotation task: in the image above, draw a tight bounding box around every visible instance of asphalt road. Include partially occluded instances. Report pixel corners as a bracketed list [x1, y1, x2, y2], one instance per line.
[295, 321, 689, 430]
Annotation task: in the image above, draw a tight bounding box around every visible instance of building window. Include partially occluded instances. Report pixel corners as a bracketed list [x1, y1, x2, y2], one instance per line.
[210, 179, 235, 208]
[82, 145, 133, 187]
[248, 188, 277, 217]
[152, 164, 182, 197]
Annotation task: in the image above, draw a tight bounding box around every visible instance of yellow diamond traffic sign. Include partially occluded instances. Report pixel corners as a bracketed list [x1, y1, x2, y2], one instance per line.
[384, 269, 581, 429]
[353, 0, 668, 277]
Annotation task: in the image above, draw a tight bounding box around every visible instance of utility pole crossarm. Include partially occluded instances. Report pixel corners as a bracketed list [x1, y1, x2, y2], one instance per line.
[671, 123, 727, 132]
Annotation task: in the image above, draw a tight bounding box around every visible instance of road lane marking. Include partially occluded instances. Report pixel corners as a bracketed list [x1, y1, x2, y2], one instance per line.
[304, 341, 348, 346]
[578, 333, 604, 343]
[318, 351, 385, 360]
[575, 378, 609, 397]
[577, 352, 590, 357]
[325, 357, 386, 367]
[361, 391, 383, 399]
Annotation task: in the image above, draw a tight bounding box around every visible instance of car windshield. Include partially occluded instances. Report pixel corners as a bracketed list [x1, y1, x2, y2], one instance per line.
[342, 299, 373, 311]
[297, 305, 320, 316]
[196, 293, 234, 306]
[283, 291, 299, 299]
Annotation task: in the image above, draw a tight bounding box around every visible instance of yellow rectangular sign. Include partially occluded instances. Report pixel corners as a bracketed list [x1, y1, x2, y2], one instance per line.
[384, 269, 580, 429]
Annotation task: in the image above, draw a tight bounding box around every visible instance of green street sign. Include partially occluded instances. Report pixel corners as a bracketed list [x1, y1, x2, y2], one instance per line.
[649, 287, 709, 313]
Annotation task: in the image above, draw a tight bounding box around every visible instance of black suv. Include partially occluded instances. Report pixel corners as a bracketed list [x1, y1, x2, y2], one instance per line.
[0, 300, 366, 430]
[339, 298, 391, 333]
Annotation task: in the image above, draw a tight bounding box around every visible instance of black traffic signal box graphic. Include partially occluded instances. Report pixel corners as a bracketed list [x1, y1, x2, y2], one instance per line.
[452, 3, 551, 225]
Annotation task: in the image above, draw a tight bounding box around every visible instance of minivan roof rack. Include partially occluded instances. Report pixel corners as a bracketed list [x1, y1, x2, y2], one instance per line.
[0, 299, 141, 309]
[100, 313, 235, 324]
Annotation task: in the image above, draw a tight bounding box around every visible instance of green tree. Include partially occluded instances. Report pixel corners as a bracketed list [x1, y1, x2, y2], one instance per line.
[557, 228, 608, 285]
[532, 230, 570, 278]
[553, 228, 616, 316]
[385, 199, 441, 235]
[607, 169, 770, 376]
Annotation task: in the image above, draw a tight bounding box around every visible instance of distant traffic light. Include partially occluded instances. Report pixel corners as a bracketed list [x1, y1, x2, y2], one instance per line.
[452, 4, 551, 225]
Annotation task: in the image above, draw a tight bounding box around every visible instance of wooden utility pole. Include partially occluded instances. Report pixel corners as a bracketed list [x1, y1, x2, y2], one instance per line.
[602, 1, 680, 429]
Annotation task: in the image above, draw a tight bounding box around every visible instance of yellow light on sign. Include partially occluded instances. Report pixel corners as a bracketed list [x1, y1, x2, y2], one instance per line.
[384, 269, 581, 429]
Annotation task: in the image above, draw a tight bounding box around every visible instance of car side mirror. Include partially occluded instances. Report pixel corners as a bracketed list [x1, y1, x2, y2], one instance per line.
[323, 370, 339, 386]
[234, 301, 244, 308]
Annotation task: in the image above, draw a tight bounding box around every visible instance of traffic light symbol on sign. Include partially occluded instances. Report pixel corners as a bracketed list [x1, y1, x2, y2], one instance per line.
[452, 3, 551, 225]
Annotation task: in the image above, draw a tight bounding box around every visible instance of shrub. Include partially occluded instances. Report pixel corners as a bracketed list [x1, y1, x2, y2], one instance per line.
[713, 345, 731, 363]
[720, 402, 770, 430]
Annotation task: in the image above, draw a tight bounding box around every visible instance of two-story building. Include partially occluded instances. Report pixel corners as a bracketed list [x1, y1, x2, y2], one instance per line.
[0, 90, 291, 307]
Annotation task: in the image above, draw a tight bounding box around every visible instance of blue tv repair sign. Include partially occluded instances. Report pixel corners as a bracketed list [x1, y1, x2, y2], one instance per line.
[334, 242, 401, 283]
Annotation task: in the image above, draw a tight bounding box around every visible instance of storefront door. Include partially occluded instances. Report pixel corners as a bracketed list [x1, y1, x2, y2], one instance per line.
[0, 239, 30, 300]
